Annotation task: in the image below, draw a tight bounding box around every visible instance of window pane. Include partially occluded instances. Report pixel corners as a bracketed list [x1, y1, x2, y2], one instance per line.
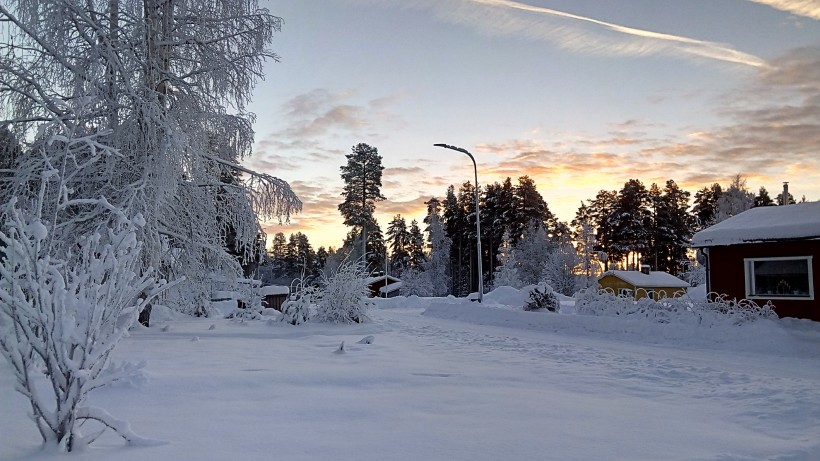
[752, 259, 810, 297]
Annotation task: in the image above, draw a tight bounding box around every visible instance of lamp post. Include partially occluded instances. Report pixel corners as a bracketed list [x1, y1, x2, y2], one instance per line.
[434, 143, 483, 302]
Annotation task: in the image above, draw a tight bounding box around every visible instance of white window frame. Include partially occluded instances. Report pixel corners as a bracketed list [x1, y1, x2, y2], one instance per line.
[744, 256, 814, 300]
[618, 288, 634, 298]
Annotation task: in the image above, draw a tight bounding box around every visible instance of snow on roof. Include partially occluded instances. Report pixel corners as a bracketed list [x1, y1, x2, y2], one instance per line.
[366, 275, 402, 285]
[379, 281, 403, 293]
[259, 285, 290, 296]
[691, 202, 820, 247]
[601, 270, 689, 288]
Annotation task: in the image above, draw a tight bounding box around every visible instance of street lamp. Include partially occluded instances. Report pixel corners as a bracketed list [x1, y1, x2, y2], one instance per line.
[433, 143, 483, 302]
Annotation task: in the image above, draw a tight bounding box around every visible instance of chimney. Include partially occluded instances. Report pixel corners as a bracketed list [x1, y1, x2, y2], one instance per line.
[640, 264, 651, 275]
[782, 182, 789, 205]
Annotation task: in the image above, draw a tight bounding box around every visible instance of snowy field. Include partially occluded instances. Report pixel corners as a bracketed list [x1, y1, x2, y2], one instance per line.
[2, 291, 820, 461]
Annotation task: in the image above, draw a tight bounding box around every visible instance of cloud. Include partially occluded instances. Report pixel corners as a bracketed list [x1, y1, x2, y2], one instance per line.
[355, 0, 769, 67]
[745, 0, 820, 20]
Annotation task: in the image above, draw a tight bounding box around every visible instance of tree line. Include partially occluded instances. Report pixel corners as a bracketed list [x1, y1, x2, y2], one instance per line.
[263, 142, 809, 299]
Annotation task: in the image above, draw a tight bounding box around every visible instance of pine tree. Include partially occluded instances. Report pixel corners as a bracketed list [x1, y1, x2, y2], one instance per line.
[654, 180, 694, 274]
[269, 232, 288, 278]
[480, 178, 516, 283]
[692, 183, 722, 230]
[338, 142, 385, 272]
[587, 190, 618, 270]
[754, 186, 775, 207]
[610, 179, 651, 269]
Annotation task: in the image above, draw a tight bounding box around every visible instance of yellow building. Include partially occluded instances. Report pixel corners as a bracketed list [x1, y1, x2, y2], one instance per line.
[597, 266, 689, 300]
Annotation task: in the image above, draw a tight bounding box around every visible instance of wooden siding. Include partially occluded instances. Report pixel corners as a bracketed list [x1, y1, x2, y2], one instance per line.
[706, 240, 820, 321]
[598, 274, 687, 301]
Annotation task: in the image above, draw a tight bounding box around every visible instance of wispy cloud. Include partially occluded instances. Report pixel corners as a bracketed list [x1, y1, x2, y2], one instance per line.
[469, 0, 768, 67]
[356, 0, 769, 67]
[746, 0, 820, 20]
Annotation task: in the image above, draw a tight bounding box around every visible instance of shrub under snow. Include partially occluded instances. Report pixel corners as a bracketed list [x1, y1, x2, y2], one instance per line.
[0, 203, 167, 451]
[314, 261, 372, 324]
[573, 288, 777, 325]
[524, 283, 560, 312]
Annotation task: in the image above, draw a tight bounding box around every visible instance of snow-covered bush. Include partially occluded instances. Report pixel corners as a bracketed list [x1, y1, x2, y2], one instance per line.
[314, 261, 372, 324]
[573, 287, 778, 325]
[280, 275, 312, 325]
[524, 283, 559, 312]
[0, 201, 167, 451]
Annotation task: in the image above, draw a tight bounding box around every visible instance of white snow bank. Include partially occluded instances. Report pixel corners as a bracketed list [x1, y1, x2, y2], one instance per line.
[421, 300, 820, 357]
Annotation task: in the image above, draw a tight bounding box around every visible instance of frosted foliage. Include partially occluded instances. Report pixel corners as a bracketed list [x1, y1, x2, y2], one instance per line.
[0, 203, 167, 451]
[493, 263, 524, 290]
[573, 288, 777, 325]
[541, 241, 581, 297]
[281, 275, 311, 326]
[400, 268, 434, 297]
[715, 175, 754, 222]
[0, 0, 301, 319]
[425, 215, 451, 297]
[513, 222, 550, 285]
[315, 261, 372, 324]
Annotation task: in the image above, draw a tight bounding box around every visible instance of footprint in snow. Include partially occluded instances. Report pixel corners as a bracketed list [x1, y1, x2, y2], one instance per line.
[334, 341, 345, 354]
[208, 324, 216, 331]
[160, 325, 170, 332]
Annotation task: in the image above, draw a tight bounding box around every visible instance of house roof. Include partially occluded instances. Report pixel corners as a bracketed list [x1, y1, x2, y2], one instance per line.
[691, 202, 820, 247]
[600, 270, 689, 288]
[259, 285, 290, 296]
[379, 281, 403, 294]
[366, 275, 402, 285]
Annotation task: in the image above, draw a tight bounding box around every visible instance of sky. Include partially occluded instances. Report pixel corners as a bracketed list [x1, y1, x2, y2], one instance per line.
[243, 0, 820, 250]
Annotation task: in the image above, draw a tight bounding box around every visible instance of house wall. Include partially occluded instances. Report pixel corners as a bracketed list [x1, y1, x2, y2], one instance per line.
[706, 240, 820, 321]
[598, 275, 636, 296]
[263, 294, 287, 311]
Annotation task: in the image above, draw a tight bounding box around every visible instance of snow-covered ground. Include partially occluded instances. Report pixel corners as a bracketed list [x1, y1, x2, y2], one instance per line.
[2, 290, 820, 461]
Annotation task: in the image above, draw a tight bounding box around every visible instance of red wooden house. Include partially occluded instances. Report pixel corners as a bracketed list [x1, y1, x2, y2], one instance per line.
[691, 202, 820, 321]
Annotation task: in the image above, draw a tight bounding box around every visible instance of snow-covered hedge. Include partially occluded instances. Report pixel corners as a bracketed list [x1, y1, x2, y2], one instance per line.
[573, 288, 777, 325]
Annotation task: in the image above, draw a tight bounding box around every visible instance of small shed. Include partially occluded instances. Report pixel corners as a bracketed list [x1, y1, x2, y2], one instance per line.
[691, 202, 820, 321]
[598, 267, 689, 300]
[260, 285, 290, 311]
[366, 275, 403, 298]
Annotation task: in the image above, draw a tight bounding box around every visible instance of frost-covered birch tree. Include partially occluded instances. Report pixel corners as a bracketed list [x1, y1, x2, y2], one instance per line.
[0, 0, 300, 321]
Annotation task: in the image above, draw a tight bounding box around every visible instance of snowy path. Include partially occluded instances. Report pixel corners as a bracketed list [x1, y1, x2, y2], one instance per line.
[2, 299, 819, 460]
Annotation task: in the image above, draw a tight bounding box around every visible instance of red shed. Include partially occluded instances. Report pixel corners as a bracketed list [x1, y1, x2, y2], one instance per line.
[691, 202, 820, 321]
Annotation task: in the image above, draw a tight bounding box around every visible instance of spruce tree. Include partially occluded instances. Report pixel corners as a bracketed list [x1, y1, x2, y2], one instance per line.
[386, 215, 410, 273]
[407, 219, 426, 269]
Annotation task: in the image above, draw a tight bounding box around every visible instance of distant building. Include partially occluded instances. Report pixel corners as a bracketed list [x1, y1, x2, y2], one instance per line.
[598, 266, 689, 300]
[691, 202, 820, 321]
[366, 275, 403, 298]
[260, 285, 290, 311]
